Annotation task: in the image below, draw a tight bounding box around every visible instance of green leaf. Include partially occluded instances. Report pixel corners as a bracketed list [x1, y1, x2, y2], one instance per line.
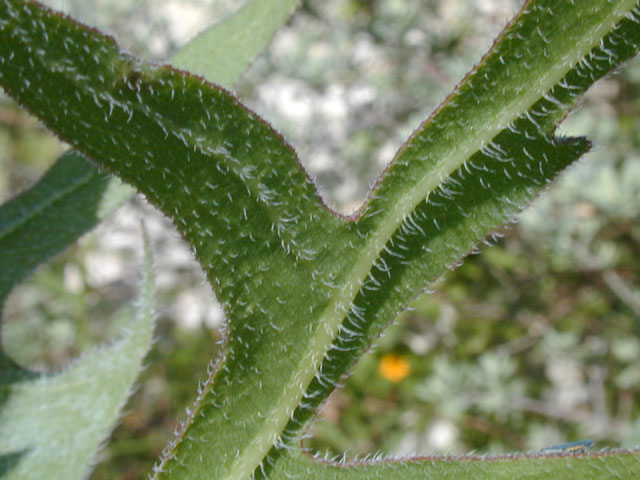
[0, 229, 155, 480]
[0, 0, 299, 307]
[1, 1, 639, 479]
[271, 449, 640, 479]
[0, 151, 132, 306]
[171, 0, 300, 86]
[0, 1, 301, 477]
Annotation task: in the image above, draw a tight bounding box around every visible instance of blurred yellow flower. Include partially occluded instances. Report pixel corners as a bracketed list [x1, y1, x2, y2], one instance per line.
[378, 353, 411, 382]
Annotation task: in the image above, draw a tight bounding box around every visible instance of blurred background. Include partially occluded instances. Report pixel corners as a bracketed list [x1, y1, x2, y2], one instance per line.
[1, 0, 639, 478]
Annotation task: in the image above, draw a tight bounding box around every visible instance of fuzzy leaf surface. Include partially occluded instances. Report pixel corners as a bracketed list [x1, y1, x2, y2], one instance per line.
[0, 3, 348, 479]
[0, 231, 155, 480]
[1, 1, 639, 480]
[270, 449, 640, 479]
[0, 0, 298, 307]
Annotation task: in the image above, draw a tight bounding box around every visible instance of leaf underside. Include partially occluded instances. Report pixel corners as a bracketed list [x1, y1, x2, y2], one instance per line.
[272, 449, 640, 480]
[0, 231, 155, 480]
[0, 3, 299, 478]
[0, 0, 299, 308]
[1, 1, 639, 479]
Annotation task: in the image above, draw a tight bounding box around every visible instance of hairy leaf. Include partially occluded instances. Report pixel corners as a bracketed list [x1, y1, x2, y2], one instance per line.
[0, 1, 639, 479]
[271, 449, 640, 480]
[0, 230, 155, 480]
[0, 0, 299, 307]
[0, 3, 299, 474]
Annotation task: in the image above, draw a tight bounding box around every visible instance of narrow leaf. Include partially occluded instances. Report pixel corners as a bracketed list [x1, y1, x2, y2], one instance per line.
[271, 449, 640, 480]
[0, 151, 132, 306]
[0, 229, 155, 480]
[171, 0, 300, 86]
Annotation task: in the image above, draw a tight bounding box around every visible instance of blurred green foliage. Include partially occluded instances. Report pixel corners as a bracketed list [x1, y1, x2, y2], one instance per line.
[0, 0, 638, 478]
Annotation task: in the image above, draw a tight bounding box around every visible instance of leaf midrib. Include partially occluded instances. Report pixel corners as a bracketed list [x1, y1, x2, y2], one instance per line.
[220, 3, 638, 480]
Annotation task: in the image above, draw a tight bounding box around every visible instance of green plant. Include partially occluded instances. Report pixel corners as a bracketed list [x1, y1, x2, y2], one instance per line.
[1, 0, 640, 479]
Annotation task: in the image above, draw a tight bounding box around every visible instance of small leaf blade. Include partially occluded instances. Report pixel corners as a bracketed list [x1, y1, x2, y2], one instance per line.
[0, 151, 133, 306]
[171, 0, 300, 86]
[0, 230, 155, 480]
